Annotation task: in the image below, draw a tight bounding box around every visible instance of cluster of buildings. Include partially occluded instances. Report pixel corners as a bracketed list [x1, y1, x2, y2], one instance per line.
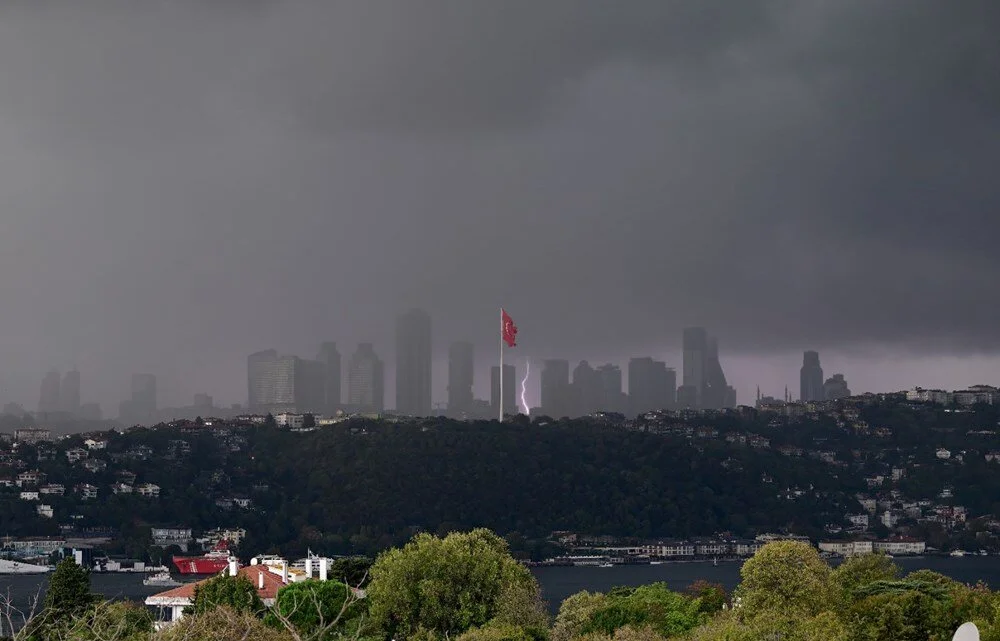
[547, 531, 928, 564]
[244, 316, 741, 420]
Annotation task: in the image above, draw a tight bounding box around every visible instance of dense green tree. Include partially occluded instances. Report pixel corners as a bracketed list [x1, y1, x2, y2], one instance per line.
[43, 559, 96, 621]
[190, 574, 266, 617]
[831, 553, 900, 604]
[268, 580, 366, 640]
[366, 529, 547, 641]
[734, 541, 833, 619]
[684, 581, 728, 615]
[579, 584, 704, 638]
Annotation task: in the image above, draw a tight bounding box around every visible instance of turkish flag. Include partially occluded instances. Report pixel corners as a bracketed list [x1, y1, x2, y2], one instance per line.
[502, 309, 518, 348]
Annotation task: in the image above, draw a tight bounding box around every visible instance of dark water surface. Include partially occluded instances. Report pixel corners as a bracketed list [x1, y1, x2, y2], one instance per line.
[3, 557, 1000, 617]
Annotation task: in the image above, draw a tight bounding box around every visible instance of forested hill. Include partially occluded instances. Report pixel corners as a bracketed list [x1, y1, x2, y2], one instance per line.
[242, 421, 853, 550]
[0, 416, 869, 556]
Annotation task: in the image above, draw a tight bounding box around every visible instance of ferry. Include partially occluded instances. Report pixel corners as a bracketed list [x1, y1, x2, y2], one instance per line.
[172, 540, 233, 575]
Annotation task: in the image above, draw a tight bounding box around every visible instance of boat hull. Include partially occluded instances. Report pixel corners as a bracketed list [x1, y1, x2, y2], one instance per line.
[171, 556, 230, 575]
[0, 559, 50, 574]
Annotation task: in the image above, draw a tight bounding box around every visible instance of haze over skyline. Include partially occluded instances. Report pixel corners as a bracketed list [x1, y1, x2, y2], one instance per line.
[0, 1, 997, 412]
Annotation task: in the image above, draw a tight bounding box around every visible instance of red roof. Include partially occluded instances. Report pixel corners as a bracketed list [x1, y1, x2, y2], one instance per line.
[146, 565, 287, 605]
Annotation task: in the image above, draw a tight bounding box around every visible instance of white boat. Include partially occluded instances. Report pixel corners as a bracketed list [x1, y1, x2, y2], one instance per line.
[0, 559, 50, 574]
[950, 550, 966, 557]
[650, 561, 664, 565]
[143, 571, 181, 587]
[598, 562, 614, 568]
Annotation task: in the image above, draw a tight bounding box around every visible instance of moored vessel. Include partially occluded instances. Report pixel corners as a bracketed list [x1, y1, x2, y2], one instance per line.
[172, 540, 233, 575]
[0, 559, 51, 574]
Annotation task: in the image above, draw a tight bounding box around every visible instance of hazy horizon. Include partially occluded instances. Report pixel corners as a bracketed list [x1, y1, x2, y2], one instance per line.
[0, 1, 997, 414]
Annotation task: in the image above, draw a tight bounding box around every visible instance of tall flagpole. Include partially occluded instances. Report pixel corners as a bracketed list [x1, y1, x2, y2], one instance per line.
[499, 308, 504, 422]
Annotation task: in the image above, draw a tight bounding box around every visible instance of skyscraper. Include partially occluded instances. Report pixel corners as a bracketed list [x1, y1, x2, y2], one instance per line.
[316, 342, 342, 414]
[824, 373, 851, 400]
[540, 359, 570, 417]
[490, 364, 516, 417]
[119, 373, 158, 425]
[447, 342, 474, 416]
[571, 361, 600, 416]
[60, 369, 81, 415]
[703, 336, 736, 409]
[247, 349, 278, 411]
[395, 309, 432, 416]
[595, 364, 625, 414]
[628, 357, 676, 415]
[38, 371, 61, 414]
[800, 351, 824, 402]
[348, 343, 384, 413]
[682, 327, 708, 409]
[246, 350, 325, 414]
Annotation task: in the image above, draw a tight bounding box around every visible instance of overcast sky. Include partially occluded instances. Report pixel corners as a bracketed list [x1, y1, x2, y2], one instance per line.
[0, 1, 997, 412]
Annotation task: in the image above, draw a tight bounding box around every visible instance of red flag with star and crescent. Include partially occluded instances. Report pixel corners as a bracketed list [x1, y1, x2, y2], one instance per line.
[502, 309, 518, 348]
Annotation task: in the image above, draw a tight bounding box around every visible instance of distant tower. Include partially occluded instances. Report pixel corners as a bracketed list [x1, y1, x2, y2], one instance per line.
[247, 349, 278, 412]
[800, 351, 824, 402]
[38, 371, 61, 415]
[823, 373, 851, 400]
[395, 309, 432, 416]
[316, 342, 342, 415]
[681, 328, 708, 409]
[447, 342, 474, 416]
[60, 369, 81, 415]
[540, 359, 570, 418]
[595, 364, 625, 414]
[348, 343, 384, 413]
[490, 364, 516, 417]
[571, 361, 600, 416]
[628, 357, 676, 415]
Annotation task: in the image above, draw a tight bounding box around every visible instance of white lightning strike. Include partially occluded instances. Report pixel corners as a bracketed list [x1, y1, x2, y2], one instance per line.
[520, 360, 531, 416]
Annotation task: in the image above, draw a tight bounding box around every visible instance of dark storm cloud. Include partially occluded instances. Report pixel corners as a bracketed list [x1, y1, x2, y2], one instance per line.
[0, 0, 997, 408]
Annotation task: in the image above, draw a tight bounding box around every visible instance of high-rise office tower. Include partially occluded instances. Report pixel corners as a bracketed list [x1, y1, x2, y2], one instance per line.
[595, 364, 625, 414]
[119, 373, 158, 424]
[246, 351, 325, 414]
[316, 342, 342, 414]
[293, 358, 326, 413]
[60, 369, 81, 415]
[247, 349, 278, 411]
[800, 351, 825, 402]
[131, 374, 157, 414]
[193, 393, 213, 409]
[348, 343, 384, 413]
[682, 327, 708, 409]
[571, 361, 600, 416]
[395, 309, 432, 416]
[38, 371, 61, 414]
[628, 357, 676, 414]
[703, 336, 736, 409]
[824, 373, 851, 400]
[447, 342, 474, 415]
[540, 359, 570, 417]
[490, 364, 516, 416]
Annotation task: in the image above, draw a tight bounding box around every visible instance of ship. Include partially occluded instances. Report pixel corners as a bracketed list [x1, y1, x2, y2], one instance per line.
[0, 559, 51, 574]
[143, 570, 181, 587]
[171, 540, 233, 575]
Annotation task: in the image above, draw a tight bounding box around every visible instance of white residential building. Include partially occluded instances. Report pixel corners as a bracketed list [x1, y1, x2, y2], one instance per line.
[36, 504, 53, 518]
[84, 438, 108, 450]
[818, 540, 874, 556]
[65, 448, 89, 463]
[873, 538, 926, 555]
[19, 491, 39, 501]
[136, 483, 161, 498]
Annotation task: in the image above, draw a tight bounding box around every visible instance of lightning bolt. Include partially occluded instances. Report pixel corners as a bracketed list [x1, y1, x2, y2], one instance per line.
[520, 360, 531, 416]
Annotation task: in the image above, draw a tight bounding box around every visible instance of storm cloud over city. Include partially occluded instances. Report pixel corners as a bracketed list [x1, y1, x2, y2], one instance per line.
[0, 0, 998, 412]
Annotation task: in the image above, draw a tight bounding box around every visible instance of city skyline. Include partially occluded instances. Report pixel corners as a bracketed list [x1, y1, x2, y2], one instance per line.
[13, 330, 1000, 419]
[0, 2, 996, 415]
